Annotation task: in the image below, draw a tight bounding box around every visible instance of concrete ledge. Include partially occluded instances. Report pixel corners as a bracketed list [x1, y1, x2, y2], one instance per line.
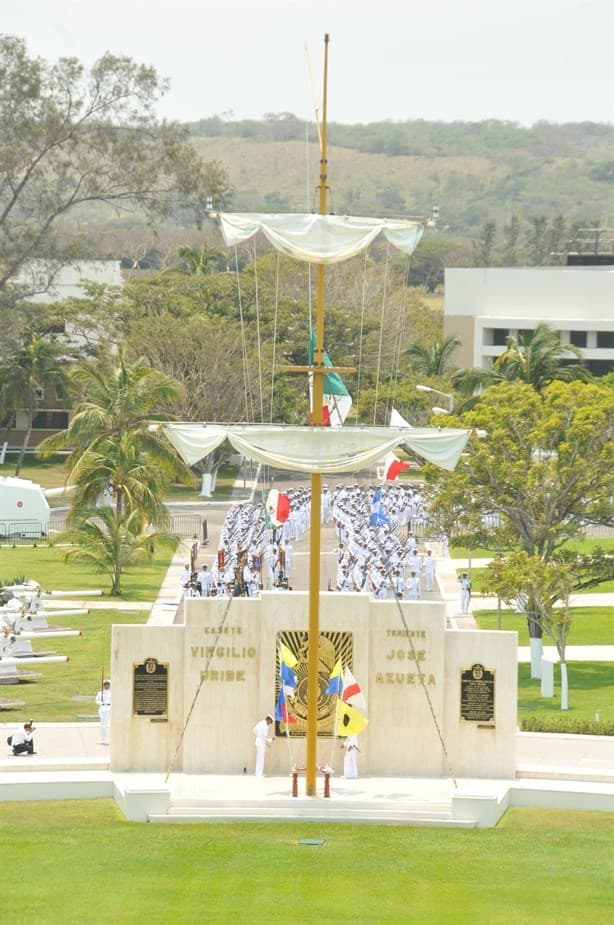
[452, 791, 509, 828]
[113, 782, 171, 821]
[508, 782, 614, 814]
[0, 772, 113, 803]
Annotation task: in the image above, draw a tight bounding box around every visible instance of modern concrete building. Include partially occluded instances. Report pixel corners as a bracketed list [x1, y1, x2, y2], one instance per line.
[2, 260, 121, 449]
[443, 266, 614, 376]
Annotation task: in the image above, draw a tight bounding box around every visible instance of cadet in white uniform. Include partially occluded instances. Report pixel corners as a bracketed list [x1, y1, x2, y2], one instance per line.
[253, 714, 274, 777]
[342, 734, 359, 778]
[95, 679, 112, 744]
[423, 550, 437, 592]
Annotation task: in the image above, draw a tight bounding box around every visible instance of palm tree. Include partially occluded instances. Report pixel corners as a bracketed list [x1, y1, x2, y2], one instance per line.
[58, 506, 178, 595]
[67, 435, 173, 527]
[405, 335, 461, 378]
[0, 335, 69, 476]
[494, 322, 589, 390]
[453, 322, 589, 401]
[172, 244, 226, 275]
[39, 350, 191, 526]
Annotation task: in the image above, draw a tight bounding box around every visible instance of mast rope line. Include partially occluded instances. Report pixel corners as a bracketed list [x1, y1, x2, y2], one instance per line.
[372, 243, 391, 425]
[269, 253, 281, 423]
[252, 237, 265, 422]
[356, 484, 458, 789]
[233, 245, 254, 423]
[164, 515, 263, 783]
[354, 250, 370, 422]
[386, 252, 413, 420]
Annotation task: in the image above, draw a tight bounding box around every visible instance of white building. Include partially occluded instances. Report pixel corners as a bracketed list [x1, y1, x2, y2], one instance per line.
[443, 267, 614, 376]
[3, 260, 122, 448]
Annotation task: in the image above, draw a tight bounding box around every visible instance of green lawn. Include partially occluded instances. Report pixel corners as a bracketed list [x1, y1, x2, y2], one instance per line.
[1, 608, 146, 722]
[474, 606, 614, 646]
[468, 567, 614, 595]
[0, 452, 240, 502]
[451, 537, 614, 559]
[0, 802, 612, 924]
[0, 544, 174, 599]
[518, 662, 614, 725]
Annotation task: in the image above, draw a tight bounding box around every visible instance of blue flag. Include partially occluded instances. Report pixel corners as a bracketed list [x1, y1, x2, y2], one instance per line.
[370, 488, 389, 526]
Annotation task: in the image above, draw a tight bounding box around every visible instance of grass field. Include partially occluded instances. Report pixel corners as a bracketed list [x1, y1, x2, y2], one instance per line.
[517, 662, 614, 724]
[474, 606, 614, 646]
[0, 801, 612, 925]
[1, 608, 146, 721]
[0, 544, 175, 599]
[0, 452, 240, 502]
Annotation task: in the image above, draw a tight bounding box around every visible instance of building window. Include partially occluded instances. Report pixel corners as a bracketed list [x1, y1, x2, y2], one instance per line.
[596, 331, 614, 349]
[492, 328, 509, 346]
[569, 331, 587, 348]
[31, 411, 69, 429]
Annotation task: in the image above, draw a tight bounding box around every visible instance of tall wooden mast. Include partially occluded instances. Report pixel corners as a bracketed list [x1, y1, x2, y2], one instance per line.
[305, 32, 330, 796]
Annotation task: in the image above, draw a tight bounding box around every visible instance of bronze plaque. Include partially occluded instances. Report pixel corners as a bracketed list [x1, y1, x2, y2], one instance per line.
[460, 663, 495, 724]
[133, 657, 168, 717]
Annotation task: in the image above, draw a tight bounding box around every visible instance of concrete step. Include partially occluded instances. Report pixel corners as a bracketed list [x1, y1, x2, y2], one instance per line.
[149, 798, 477, 827]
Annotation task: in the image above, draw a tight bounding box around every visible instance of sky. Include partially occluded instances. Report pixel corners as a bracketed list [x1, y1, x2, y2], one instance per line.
[5, 0, 613, 126]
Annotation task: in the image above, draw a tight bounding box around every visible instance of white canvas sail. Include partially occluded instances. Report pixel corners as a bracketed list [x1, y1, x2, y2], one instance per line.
[156, 423, 471, 473]
[217, 212, 424, 264]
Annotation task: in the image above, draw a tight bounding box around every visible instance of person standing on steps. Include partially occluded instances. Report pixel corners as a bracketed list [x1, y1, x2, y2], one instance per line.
[253, 713, 274, 777]
[95, 679, 112, 745]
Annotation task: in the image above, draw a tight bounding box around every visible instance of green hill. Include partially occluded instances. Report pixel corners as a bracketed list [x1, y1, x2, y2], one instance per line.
[189, 116, 613, 237]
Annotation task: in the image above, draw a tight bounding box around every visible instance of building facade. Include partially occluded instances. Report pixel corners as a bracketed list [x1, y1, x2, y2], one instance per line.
[443, 267, 614, 376]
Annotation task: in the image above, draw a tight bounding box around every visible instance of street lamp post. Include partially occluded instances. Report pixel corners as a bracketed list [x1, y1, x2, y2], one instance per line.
[415, 385, 455, 413]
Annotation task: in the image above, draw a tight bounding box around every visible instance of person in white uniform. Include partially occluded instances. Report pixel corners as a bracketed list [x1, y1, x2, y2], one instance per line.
[341, 734, 359, 778]
[423, 550, 437, 592]
[253, 713, 274, 777]
[95, 679, 112, 744]
[459, 573, 472, 614]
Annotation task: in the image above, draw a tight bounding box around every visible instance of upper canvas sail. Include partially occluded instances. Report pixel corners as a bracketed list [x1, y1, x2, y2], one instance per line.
[217, 213, 424, 264]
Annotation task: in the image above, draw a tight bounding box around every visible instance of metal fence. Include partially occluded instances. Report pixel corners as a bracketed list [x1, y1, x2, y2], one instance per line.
[1, 512, 203, 547]
[0, 521, 49, 545]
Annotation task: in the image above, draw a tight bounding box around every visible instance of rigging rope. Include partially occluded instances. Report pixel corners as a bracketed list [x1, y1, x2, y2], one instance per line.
[269, 253, 281, 423]
[356, 483, 458, 788]
[252, 237, 265, 422]
[233, 246, 254, 422]
[385, 253, 413, 420]
[354, 250, 370, 422]
[372, 244, 391, 425]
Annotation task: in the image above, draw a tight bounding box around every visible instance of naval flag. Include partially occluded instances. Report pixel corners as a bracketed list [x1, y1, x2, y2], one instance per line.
[335, 700, 368, 737]
[265, 489, 290, 527]
[383, 451, 411, 481]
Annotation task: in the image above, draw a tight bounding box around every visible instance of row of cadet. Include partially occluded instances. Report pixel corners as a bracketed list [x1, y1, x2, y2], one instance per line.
[180, 484, 445, 599]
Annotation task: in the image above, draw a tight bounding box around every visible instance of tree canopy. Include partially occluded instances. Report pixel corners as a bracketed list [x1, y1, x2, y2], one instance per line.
[0, 35, 233, 298]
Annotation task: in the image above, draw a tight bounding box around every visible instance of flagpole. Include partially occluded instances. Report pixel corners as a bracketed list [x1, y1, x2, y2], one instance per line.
[305, 33, 329, 797]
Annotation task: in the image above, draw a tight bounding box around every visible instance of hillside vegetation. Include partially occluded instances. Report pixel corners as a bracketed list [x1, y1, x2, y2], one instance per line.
[188, 116, 613, 236]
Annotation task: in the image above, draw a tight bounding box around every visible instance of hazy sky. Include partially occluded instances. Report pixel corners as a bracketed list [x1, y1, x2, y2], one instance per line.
[5, 0, 613, 125]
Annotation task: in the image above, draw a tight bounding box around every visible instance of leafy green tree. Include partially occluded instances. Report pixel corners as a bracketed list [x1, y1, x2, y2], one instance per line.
[453, 322, 589, 399]
[0, 35, 233, 297]
[0, 335, 70, 475]
[171, 245, 227, 276]
[483, 549, 613, 709]
[425, 381, 614, 676]
[58, 506, 177, 595]
[39, 350, 190, 524]
[495, 322, 589, 389]
[405, 335, 460, 378]
[472, 222, 497, 266]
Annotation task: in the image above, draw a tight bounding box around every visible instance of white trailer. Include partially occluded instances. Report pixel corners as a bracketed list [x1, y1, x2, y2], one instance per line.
[0, 477, 50, 539]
